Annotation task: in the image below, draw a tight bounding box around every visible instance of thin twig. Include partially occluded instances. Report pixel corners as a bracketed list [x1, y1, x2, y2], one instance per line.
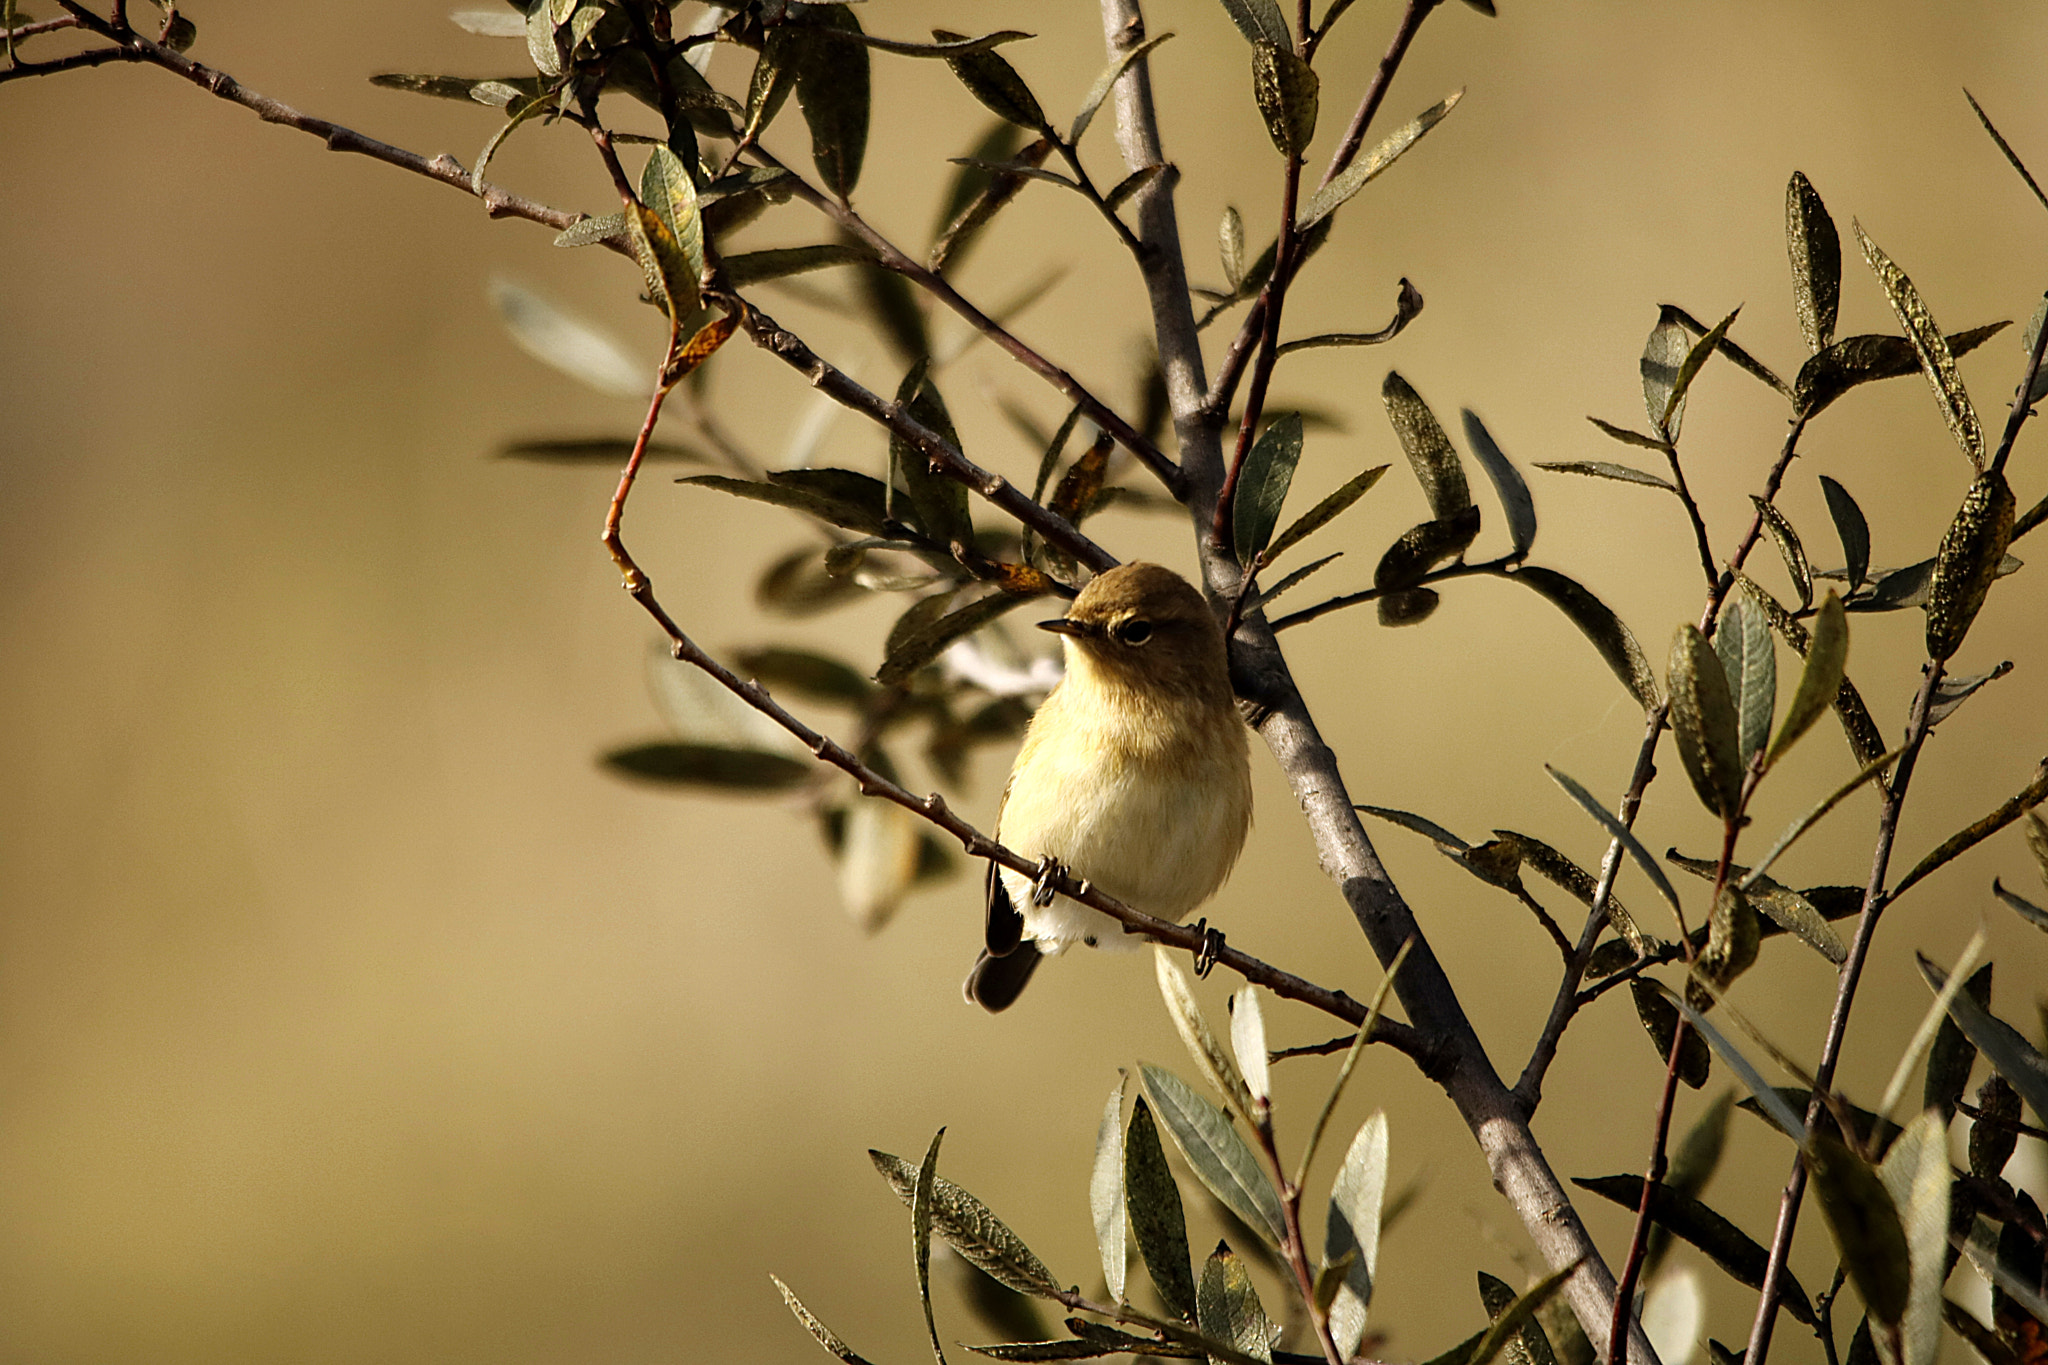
[1743, 660, 1947, 1365]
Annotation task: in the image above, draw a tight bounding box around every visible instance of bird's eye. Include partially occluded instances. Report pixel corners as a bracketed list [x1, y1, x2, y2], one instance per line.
[1115, 618, 1153, 645]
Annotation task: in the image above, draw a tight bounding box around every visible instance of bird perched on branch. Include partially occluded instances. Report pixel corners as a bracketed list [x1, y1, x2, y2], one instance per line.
[965, 562, 1253, 1011]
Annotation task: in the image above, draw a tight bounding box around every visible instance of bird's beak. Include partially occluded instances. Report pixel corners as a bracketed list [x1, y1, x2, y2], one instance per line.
[1038, 616, 1095, 638]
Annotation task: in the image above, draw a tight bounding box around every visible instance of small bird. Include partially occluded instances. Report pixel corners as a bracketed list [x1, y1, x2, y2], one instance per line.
[964, 561, 1253, 1011]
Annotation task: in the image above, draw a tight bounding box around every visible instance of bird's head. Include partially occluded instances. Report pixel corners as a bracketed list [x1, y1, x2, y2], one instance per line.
[1039, 562, 1232, 704]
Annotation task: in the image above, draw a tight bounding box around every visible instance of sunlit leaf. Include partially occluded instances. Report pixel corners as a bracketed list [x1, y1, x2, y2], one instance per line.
[1546, 766, 1685, 927]
[870, 1149, 1063, 1299]
[1382, 372, 1471, 518]
[1091, 1076, 1128, 1302]
[1641, 307, 1692, 440]
[1792, 323, 2008, 419]
[1209, 0, 1288, 48]
[1462, 1261, 1579, 1365]
[1855, 221, 1984, 468]
[487, 275, 647, 398]
[1924, 470, 2016, 662]
[1069, 31, 1175, 145]
[1229, 988, 1270, 1107]
[1714, 595, 1775, 770]
[1787, 171, 1841, 352]
[1297, 91, 1461, 231]
[1138, 1065, 1284, 1248]
[1534, 460, 1674, 491]
[773, 1274, 881, 1365]
[1325, 1112, 1388, 1361]
[1918, 954, 2048, 1124]
[1738, 746, 1900, 898]
[1668, 623, 1744, 820]
[1197, 1243, 1274, 1365]
[1155, 952, 1254, 1120]
[1250, 40, 1317, 158]
[1476, 1272, 1560, 1365]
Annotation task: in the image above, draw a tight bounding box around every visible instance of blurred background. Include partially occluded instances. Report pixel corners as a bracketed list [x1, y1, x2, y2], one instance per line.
[4, 2, 2047, 1362]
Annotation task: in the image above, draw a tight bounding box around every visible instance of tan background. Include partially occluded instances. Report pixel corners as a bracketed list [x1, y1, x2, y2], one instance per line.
[4, 3, 2047, 1362]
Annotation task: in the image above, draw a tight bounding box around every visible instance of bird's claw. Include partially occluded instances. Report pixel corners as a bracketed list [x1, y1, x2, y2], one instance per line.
[1030, 855, 1064, 908]
[1192, 919, 1226, 978]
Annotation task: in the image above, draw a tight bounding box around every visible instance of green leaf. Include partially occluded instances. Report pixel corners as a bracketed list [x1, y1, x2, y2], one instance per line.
[912, 1130, 948, 1365]
[1512, 568, 1659, 710]
[551, 212, 628, 250]
[1462, 1261, 1580, 1365]
[1475, 1273, 1559, 1365]
[1808, 1134, 1912, 1333]
[1926, 661, 2014, 728]
[1752, 496, 1813, 611]
[1918, 954, 2048, 1125]
[1571, 1176, 1816, 1326]
[1246, 552, 1342, 614]
[1714, 595, 1775, 770]
[1210, 0, 1289, 48]
[1661, 306, 1740, 436]
[1787, 171, 1842, 353]
[1104, 163, 1169, 213]
[1533, 460, 1674, 492]
[888, 362, 974, 546]
[1233, 412, 1306, 566]
[1507, 831, 1652, 957]
[497, 436, 702, 463]
[1155, 952, 1255, 1121]
[1069, 31, 1175, 145]
[1655, 984, 1805, 1140]
[602, 742, 811, 791]
[1668, 623, 1745, 820]
[1892, 763, 2048, 900]
[740, 27, 799, 147]
[1197, 1244, 1274, 1365]
[1325, 1113, 1388, 1361]
[962, 1340, 1149, 1362]
[680, 470, 898, 539]
[877, 590, 1043, 688]
[1857, 221, 1986, 467]
[1924, 470, 2017, 661]
[1764, 590, 1848, 768]
[1738, 746, 1901, 897]
[1692, 887, 1763, 1005]
[1641, 307, 1693, 440]
[1382, 373, 1471, 518]
[1296, 89, 1462, 230]
[724, 243, 872, 286]
[734, 648, 874, 708]
[795, 10, 872, 197]
[1995, 878, 2048, 932]
[1126, 1096, 1198, 1322]
[1924, 964, 1992, 1124]
[773, 1275, 881, 1365]
[1229, 988, 1270, 1107]
[870, 1148, 1063, 1299]
[1792, 323, 2010, 419]
[472, 84, 557, 193]
[1463, 411, 1535, 559]
[1876, 1110, 1949, 1365]
[837, 29, 1037, 59]
[369, 71, 543, 101]
[1545, 767, 1685, 928]
[1250, 40, 1317, 159]
[1373, 507, 1482, 593]
[1820, 476, 1871, 595]
[1584, 416, 1673, 452]
[487, 275, 647, 399]
[1219, 206, 1245, 292]
[1137, 1065, 1285, 1248]
[1091, 1077, 1128, 1303]
[1262, 466, 1388, 564]
[1630, 978, 1711, 1089]
[933, 27, 1047, 130]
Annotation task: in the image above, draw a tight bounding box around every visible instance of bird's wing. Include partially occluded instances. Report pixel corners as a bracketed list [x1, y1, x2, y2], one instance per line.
[983, 850, 1024, 955]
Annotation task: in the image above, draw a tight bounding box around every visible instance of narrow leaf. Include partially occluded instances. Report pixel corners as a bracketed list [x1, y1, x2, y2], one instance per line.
[1233, 412, 1306, 566]
[1656, 983, 1807, 1140]
[1752, 496, 1814, 610]
[1464, 410, 1536, 558]
[1155, 951, 1255, 1120]
[1631, 978, 1711, 1089]
[681, 471, 896, 539]
[1661, 307, 1741, 434]
[1918, 954, 2048, 1123]
[487, 275, 646, 398]
[1793, 323, 2010, 419]
[1765, 591, 1847, 767]
[1091, 1077, 1128, 1302]
[1924, 964, 1993, 1124]
[1513, 567, 1660, 709]
[1787, 171, 1842, 352]
[1463, 1262, 1580, 1365]
[1230, 989, 1270, 1106]
[1250, 40, 1318, 159]
[1210, 0, 1289, 49]
[1104, 163, 1168, 212]
[1995, 878, 2048, 932]
[1924, 471, 2017, 662]
[877, 590, 1043, 687]
[1263, 467, 1387, 562]
[1382, 372, 1471, 518]
[1821, 476, 1871, 595]
[1546, 766, 1686, 928]
[602, 742, 810, 791]
[1510, 831, 1652, 956]
[933, 27, 1046, 130]
[1878, 1110, 1954, 1365]
[1641, 307, 1693, 440]
[1325, 1113, 1388, 1361]
[1808, 1134, 1912, 1332]
[870, 1149, 1063, 1298]
[1297, 91, 1463, 231]
[795, 10, 871, 197]
[1126, 1097, 1198, 1322]
[1293, 938, 1412, 1192]
[725, 243, 872, 286]
[1477, 1272, 1561, 1365]
[1069, 31, 1175, 145]
[1926, 661, 2014, 728]
[1572, 1177, 1816, 1326]
[1739, 746, 1903, 893]
[1535, 460, 1675, 491]
[1669, 623, 1745, 819]
[1855, 221, 1984, 468]
[888, 362, 974, 547]
[773, 1275, 881, 1365]
[1714, 595, 1776, 769]
[1137, 1064, 1285, 1248]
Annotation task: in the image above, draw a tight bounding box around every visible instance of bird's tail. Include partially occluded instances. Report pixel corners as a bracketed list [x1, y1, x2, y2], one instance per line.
[963, 944, 1043, 1012]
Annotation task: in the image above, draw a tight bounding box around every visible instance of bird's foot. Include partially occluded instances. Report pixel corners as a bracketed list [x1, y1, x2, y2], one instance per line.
[1030, 855, 1065, 908]
[1191, 919, 1226, 978]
